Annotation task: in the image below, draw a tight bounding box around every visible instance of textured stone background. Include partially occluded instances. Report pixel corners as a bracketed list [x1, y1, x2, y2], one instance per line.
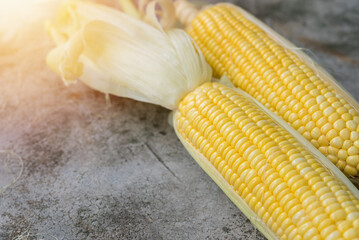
[0, 0, 358, 239]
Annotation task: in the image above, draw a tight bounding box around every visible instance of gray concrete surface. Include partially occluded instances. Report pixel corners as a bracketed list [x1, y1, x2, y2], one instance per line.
[1, 0, 359, 239]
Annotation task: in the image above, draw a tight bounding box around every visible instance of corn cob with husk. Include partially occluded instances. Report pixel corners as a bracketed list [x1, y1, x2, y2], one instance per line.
[175, 1, 359, 178]
[46, 1, 359, 239]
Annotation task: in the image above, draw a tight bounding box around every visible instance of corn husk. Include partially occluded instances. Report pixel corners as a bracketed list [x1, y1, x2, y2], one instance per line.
[46, 0, 212, 109]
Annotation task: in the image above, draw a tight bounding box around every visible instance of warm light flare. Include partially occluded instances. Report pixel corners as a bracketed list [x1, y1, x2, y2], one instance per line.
[0, 0, 61, 54]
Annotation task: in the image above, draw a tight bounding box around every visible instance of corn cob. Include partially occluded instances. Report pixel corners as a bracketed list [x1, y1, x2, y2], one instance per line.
[179, 3, 359, 177]
[46, 1, 359, 239]
[175, 82, 359, 239]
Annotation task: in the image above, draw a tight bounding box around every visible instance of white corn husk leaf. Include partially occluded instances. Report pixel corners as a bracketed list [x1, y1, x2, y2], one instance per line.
[46, 0, 212, 109]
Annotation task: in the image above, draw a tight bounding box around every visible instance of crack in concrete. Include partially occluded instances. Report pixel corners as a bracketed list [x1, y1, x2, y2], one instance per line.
[144, 143, 182, 183]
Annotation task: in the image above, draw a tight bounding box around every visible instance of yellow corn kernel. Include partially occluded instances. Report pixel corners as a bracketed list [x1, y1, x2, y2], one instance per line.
[176, 82, 359, 240]
[187, 4, 359, 176]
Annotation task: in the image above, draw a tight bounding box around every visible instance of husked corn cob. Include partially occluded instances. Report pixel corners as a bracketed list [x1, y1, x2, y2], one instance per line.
[46, 1, 359, 239]
[185, 4, 359, 177]
[175, 82, 359, 239]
